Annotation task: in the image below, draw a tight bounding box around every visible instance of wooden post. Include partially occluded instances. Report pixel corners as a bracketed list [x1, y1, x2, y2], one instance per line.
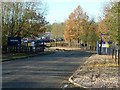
[118, 49, 120, 65]
[112, 48, 114, 59]
[115, 50, 117, 62]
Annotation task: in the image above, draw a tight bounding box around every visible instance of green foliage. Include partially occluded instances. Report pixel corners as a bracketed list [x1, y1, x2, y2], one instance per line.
[2, 2, 48, 45]
[84, 20, 98, 46]
[50, 23, 65, 39]
[103, 2, 119, 43]
[118, 2, 120, 47]
[46, 24, 52, 32]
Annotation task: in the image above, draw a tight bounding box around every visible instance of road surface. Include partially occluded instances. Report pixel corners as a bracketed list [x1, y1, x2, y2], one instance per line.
[2, 50, 92, 89]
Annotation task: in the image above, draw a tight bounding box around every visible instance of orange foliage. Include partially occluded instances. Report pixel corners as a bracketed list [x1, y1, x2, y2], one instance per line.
[64, 5, 85, 42]
[98, 19, 108, 37]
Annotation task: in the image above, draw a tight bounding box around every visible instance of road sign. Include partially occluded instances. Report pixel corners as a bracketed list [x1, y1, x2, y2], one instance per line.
[7, 37, 21, 46]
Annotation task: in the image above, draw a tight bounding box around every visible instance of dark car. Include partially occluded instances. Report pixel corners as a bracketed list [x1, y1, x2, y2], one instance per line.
[22, 39, 44, 47]
[30, 40, 44, 46]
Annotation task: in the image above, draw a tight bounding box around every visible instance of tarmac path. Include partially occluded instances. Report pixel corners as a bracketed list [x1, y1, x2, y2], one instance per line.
[2, 49, 92, 89]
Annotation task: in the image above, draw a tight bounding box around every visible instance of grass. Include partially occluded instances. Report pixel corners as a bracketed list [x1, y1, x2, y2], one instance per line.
[88, 63, 119, 67]
[2, 53, 32, 61]
[2, 53, 28, 58]
[2, 51, 55, 62]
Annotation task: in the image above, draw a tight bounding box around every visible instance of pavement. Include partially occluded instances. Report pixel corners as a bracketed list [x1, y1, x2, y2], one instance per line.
[69, 54, 120, 89]
[2, 47, 93, 89]
[4, 47, 118, 89]
[48, 47, 82, 51]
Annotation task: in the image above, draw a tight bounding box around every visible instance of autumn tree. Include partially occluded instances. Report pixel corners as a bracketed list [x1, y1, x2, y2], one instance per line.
[72, 5, 87, 44]
[64, 6, 85, 45]
[64, 12, 75, 44]
[64, 5, 98, 47]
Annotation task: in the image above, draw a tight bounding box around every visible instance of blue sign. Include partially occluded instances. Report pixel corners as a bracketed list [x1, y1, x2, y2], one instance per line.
[7, 37, 21, 46]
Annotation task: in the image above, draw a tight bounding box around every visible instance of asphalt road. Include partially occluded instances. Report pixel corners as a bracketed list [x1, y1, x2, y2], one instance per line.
[2, 50, 92, 89]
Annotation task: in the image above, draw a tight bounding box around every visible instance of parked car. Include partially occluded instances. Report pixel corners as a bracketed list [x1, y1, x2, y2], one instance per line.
[22, 39, 44, 47]
[22, 38, 28, 43]
[28, 40, 44, 46]
[56, 38, 64, 41]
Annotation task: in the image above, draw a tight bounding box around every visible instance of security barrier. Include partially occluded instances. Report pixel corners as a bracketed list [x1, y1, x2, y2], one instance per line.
[96, 41, 112, 55]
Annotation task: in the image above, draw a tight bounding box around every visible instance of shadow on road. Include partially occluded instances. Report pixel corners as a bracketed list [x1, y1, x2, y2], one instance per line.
[2, 49, 94, 89]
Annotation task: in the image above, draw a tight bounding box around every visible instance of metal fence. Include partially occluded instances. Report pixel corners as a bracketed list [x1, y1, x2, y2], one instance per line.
[2, 45, 45, 54]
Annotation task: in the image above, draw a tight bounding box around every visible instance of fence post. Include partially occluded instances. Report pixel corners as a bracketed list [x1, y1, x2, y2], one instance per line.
[115, 50, 117, 62]
[118, 49, 120, 65]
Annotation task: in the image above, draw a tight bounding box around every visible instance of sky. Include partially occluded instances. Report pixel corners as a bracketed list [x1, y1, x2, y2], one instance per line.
[42, 0, 108, 24]
[2, 0, 113, 24]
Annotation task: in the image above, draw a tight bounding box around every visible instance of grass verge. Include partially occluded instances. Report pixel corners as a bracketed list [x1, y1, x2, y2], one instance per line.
[2, 51, 55, 62]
